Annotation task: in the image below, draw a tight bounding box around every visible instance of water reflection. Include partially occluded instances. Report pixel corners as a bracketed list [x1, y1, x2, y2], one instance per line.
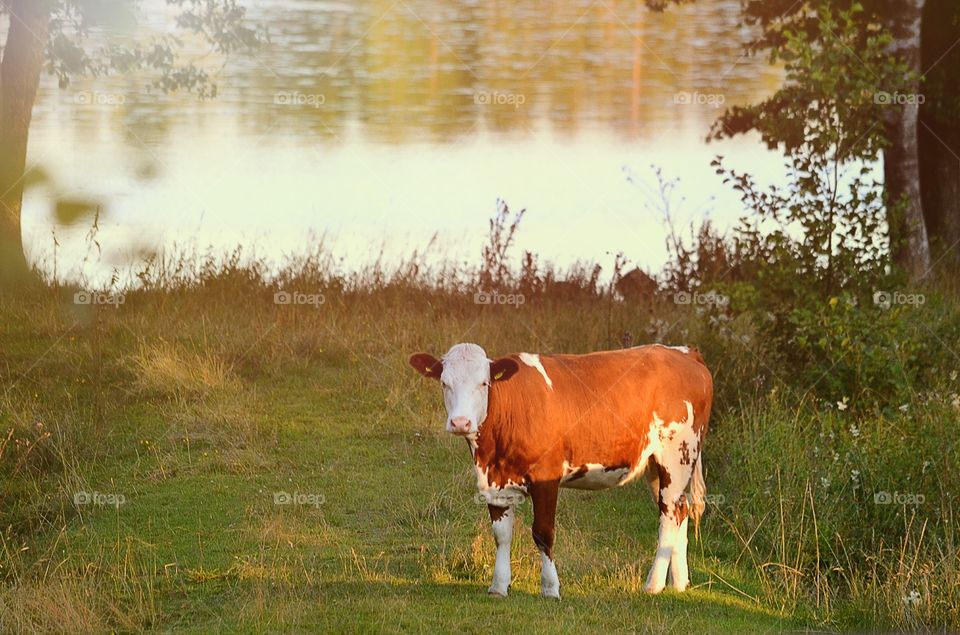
[25, 0, 783, 281]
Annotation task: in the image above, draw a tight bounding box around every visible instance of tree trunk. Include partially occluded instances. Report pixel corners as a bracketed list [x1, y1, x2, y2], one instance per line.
[883, 0, 931, 281]
[919, 0, 960, 276]
[0, 0, 50, 289]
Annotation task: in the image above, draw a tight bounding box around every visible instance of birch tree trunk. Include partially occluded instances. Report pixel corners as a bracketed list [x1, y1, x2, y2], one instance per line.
[883, 0, 931, 281]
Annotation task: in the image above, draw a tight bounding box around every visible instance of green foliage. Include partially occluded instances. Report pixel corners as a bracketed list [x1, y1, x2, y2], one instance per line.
[711, 0, 918, 157]
[44, 0, 261, 96]
[687, 147, 959, 411]
[713, 2, 907, 165]
[643, 2, 957, 411]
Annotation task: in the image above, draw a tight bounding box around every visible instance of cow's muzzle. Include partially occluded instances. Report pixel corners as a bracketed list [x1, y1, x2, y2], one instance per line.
[448, 416, 473, 435]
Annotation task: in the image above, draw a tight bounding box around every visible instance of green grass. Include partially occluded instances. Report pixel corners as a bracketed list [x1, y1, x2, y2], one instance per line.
[0, 271, 957, 633]
[4, 363, 798, 633]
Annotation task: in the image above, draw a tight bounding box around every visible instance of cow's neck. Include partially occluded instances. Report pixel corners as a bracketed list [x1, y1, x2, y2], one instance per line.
[472, 382, 521, 463]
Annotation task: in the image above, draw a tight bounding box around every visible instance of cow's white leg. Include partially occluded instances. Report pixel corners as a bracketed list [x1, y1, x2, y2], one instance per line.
[645, 512, 679, 593]
[540, 550, 560, 598]
[669, 515, 690, 591]
[488, 504, 514, 596]
[645, 457, 696, 593]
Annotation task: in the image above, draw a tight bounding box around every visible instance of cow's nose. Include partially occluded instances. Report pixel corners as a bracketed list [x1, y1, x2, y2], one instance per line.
[449, 417, 472, 434]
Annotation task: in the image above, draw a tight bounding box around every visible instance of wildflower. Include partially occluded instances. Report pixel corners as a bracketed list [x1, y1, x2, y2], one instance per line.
[849, 424, 860, 438]
[850, 470, 860, 483]
[899, 404, 909, 412]
[903, 590, 921, 606]
[820, 477, 831, 488]
[837, 397, 849, 411]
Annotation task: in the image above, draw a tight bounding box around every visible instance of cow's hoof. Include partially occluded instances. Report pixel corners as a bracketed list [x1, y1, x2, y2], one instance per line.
[541, 588, 561, 600]
[487, 587, 508, 598]
[643, 583, 664, 594]
[672, 581, 689, 592]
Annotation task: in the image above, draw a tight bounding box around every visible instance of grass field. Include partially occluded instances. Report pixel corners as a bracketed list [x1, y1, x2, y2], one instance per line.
[0, 256, 957, 633]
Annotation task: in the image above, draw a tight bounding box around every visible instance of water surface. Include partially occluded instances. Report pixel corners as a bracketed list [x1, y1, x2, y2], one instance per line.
[24, 0, 785, 282]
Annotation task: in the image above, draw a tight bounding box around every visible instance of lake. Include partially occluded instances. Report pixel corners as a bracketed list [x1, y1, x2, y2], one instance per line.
[23, 0, 785, 284]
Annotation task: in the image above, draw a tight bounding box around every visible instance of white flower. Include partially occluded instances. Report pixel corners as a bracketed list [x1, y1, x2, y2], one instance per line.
[849, 424, 860, 438]
[820, 477, 831, 488]
[903, 590, 921, 606]
[899, 404, 909, 412]
[850, 470, 860, 482]
[837, 397, 849, 411]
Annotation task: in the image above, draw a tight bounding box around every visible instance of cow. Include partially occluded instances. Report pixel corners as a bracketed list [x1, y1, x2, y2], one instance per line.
[409, 343, 713, 599]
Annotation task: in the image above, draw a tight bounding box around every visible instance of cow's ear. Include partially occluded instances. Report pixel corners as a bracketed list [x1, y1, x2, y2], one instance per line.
[490, 357, 520, 382]
[410, 353, 443, 379]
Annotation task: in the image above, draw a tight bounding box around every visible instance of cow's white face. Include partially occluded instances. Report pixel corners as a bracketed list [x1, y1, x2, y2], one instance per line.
[410, 343, 519, 436]
[439, 343, 493, 435]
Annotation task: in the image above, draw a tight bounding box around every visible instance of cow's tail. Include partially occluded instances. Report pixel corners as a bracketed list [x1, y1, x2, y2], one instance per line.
[690, 455, 706, 540]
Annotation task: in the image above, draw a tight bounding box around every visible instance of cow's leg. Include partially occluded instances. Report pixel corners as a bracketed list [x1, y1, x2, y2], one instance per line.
[670, 513, 690, 591]
[645, 462, 660, 507]
[644, 453, 696, 594]
[487, 504, 514, 596]
[530, 480, 561, 599]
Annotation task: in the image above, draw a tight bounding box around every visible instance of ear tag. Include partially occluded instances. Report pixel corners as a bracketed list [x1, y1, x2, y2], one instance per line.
[494, 370, 505, 380]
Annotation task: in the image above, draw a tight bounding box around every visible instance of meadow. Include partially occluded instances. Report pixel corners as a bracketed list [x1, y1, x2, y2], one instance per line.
[0, 234, 958, 633]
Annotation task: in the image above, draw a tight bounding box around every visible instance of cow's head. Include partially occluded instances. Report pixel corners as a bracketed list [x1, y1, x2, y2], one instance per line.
[410, 343, 519, 436]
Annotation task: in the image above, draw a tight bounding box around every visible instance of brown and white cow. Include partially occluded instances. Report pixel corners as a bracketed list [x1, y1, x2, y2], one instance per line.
[410, 343, 713, 598]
